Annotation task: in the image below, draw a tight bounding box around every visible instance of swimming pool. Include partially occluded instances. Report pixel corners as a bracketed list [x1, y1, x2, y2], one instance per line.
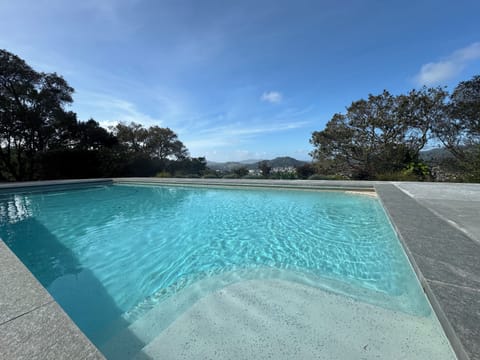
[0, 183, 456, 359]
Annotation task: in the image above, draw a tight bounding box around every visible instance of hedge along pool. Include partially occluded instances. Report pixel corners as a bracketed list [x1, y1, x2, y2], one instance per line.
[0, 184, 456, 359]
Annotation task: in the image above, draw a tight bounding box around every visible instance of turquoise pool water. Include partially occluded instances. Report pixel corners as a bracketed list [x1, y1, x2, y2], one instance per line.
[0, 184, 434, 355]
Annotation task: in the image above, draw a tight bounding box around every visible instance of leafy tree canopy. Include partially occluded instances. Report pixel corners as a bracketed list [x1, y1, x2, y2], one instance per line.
[310, 88, 447, 179]
[431, 75, 480, 180]
[0, 49, 74, 179]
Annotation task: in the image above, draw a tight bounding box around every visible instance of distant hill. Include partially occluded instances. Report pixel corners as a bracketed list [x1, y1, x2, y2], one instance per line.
[207, 156, 308, 171]
[420, 147, 455, 163]
[267, 156, 307, 168]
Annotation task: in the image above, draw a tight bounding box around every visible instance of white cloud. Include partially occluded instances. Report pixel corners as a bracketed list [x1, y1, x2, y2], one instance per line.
[183, 119, 310, 159]
[72, 92, 163, 129]
[414, 42, 480, 86]
[261, 91, 283, 103]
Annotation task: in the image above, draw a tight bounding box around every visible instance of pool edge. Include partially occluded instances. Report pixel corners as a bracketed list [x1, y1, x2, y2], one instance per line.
[0, 240, 105, 359]
[375, 183, 473, 360]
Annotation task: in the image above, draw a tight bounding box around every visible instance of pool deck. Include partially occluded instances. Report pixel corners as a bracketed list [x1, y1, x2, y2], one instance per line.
[0, 178, 479, 359]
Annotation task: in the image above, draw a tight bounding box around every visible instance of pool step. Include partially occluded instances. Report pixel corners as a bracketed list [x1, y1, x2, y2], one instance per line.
[135, 278, 456, 360]
[100, 297, 183, 359]
[101, 270, 263, 358]
[100, 280, 215, 359]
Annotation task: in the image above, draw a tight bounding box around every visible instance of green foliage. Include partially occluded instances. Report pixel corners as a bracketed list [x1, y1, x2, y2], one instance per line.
[296, 163, 316, 179]
[145, 126, 189, 161]
[402, 161, 431, 181]
[0, 50, 203, 180]
[270, 171, 297, 179]
[38, 150, 105, 180]
[374, 161, 431, 181]
[375, 172, 421, 181]
[202, 173, 220, 179]
[233, 166, 249, 177]
[307, 174, 346, 180]
[311, 88, 448, 180]
[155, 171, 172, 178]
[242, 174, 264, 179]
[432, 75, 480, 180]
[257, 160, 271, 177]
[0, 49, 74, 180]
[222, 173, 239, 179]
[167, 157, 207, 177]
[174, 174, 201, 178]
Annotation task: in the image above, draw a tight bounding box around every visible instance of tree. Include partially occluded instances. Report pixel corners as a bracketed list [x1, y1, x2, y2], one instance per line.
[432, 75, 480, 180]
[0, 49, 74, 180]
[296, 163, 315, 179]
[168, 156, 207, 176]
[76, 119, 117, 151]
[0, 50, 203, 180]
[258, 160, 271, 177]
[145, 126, 188, 161]
[310, 88, 447, 179]
[111, 122, 148, 154]
[233, 166, 249, 178]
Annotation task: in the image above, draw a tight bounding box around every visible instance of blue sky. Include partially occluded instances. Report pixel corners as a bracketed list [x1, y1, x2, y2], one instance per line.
[1, 0, 480, 161]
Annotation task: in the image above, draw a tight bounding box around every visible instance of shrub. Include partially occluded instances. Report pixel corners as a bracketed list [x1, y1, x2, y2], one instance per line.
[202, 173, 220, 179]
[375, 172, 421, 181]
[242, 174, 264, 179]
[308, 174, 346, 180]
[222, 173, 239, 179]
[155, 171, 172, 178]
[175, 174, 200, 178]
[296, 163, 316, 179]
[233, 167, 249, 177]
[270, 171, 297, 180]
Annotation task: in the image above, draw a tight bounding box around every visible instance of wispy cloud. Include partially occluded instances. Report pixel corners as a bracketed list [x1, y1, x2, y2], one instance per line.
[73, 92, 163, 128]
[261, 91, 283, 103]
[183, 118, 311, 159]
[414, 42, 480, 86]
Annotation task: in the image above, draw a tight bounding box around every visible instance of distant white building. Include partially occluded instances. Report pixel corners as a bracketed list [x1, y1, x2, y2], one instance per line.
[271, 166, 296, 173]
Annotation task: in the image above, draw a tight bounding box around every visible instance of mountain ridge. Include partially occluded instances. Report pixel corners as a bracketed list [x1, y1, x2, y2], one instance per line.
[207, 156, 308, 171]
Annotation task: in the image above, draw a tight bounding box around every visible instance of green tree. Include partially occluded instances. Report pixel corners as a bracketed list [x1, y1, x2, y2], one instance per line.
[258, 160, 271, 177]
[310, 88, 447, 179]
[296, 163, 315, 179]
[0, 49, 74, 180]
[76, 119, 117, 151]
[145, 126, 188, 161]
[233, 166, 249, 178]
[433, 75, 480, 180]
[111, 122, 148, 154]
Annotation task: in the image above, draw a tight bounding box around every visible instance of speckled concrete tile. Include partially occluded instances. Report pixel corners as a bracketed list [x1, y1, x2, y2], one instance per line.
[0, 301, 104, 359]
[136, 279, 455, 360]
[0, 241, 53, 324]
[376, 183, 480, 360]
[428, 281, 480, 360]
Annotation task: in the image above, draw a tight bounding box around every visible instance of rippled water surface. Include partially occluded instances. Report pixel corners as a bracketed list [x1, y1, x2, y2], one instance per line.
[0, 184, 428, 347]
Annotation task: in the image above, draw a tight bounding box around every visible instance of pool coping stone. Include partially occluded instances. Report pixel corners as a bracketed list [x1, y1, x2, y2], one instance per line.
[375, 183, 479, 360]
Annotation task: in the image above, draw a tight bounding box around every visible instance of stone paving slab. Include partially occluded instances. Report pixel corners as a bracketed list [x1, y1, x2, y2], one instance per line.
[0, 242, 53, 324]
[0, 241, 105, 359]
[114, 177, 378, 192]
[394, 182, 480, 244]
[376, 183, 480, 360]
[0, 301, 104, 360]
[0, 178, 112, 191]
